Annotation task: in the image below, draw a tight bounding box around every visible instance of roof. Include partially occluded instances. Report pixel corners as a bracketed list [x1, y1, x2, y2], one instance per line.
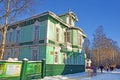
[10, 11, 70, 28]
[58, 10, 78, 21]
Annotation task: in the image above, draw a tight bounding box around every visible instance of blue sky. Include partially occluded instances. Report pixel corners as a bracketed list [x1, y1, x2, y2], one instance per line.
[34, 0, 120, 46]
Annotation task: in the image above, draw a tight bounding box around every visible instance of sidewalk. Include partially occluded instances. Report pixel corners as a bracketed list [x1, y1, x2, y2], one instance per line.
[40, 72, 87, 80]
[40, 70, 103, 80]
[39, 69, 120, 80]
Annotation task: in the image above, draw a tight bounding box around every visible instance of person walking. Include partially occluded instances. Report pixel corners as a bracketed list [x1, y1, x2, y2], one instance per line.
[93, 66, 97, 76]
[99, 65, 104, 73]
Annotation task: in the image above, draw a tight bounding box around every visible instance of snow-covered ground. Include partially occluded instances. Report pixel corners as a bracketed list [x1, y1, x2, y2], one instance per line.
[40, 69, 120, 80]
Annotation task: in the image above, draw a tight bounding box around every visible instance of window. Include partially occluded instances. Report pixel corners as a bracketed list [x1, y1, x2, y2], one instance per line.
[34, 25, 39, 41]
[8, 29, 13, 43]
[64, 32, 67, 43]
[32, 49, 38, 61]
[54, 52, 59, 64]
[63, 53, 66, 64]
[69, 16, 72, 25]
[4, 49, 11, 60]
[80, 55, 82, 63]
[6, 52, 10, 59]
[78, 33, 82, 46]
[56, 28, 59, 42]
[13, 48, 19, 61]
[69, 55, 73, 64]
[64, 30, 70, 43]
[67, 30, 70, 43]
[16, 29, 20, 43]
[74, 54, 78, 64]
[14, 50, 19, 58]
[9, 32, 12, 42]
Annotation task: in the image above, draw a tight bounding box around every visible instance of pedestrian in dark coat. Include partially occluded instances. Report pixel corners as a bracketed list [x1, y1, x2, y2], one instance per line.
[99, 65, 104, 73]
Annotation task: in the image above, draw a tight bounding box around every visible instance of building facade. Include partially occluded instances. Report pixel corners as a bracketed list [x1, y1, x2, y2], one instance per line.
[1, 11, 86, 75]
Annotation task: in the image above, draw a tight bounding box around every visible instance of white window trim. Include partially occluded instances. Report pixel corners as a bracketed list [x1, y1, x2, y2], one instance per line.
[56, 24, 60, 42]
[54, 51, 59, 64]
[33, 21, 40, 41]
[31, 47, 39, 61]
[54, 47, 61, 64]
[62, 53, 66, 64]
[56, 27, 60, 42]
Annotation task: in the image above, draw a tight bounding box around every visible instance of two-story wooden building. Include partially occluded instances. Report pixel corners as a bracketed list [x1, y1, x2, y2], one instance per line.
[1, 11, 86, 76]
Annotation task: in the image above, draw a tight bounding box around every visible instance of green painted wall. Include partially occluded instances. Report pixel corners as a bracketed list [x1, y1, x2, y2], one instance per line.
[59, 16, 66, 22]
[20, 25, 33, 43]
[40, 21, 47, 40]
[46, 46, 66, 64]
[18, 45, 46, 61]
[39, 46, 46, 60]
[47, 20, 56, 41]
[72, 29, 78, 45]
[48, 16, 66, 44]
[19, 46, 31, 60]
[46, 46, 54, 64]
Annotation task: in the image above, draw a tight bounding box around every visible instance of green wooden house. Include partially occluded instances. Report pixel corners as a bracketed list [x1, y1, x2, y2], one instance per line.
[1, 11, 86, 76]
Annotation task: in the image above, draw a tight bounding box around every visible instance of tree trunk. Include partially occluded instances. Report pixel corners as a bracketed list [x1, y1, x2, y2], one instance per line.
[0, 26, 7, 60]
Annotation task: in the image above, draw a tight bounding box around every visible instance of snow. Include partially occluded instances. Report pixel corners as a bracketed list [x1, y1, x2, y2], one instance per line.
[40, 69, 120, 80]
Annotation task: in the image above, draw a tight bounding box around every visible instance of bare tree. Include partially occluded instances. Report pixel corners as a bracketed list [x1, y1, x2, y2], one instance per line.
[91, 26, 120, 67]
[83, 38, 91, 59]
[0, 0, 35, 60]
[91, 26, 106, 66]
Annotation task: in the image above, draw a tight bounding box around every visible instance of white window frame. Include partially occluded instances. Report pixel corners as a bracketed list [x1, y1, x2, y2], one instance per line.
[33, 21, 40, 41]
[54, 47, 61, 64]
[31, 47, 39, 61]
[54, 52, 59, 64]
[56, 24, 60, 42]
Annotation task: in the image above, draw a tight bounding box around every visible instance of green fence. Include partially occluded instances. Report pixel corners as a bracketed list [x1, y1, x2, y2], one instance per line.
[0, 59, 85, 80]
[46, 64, 85, 76]
[0, 59, 44, 80]
[0, 61, 22, 80]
